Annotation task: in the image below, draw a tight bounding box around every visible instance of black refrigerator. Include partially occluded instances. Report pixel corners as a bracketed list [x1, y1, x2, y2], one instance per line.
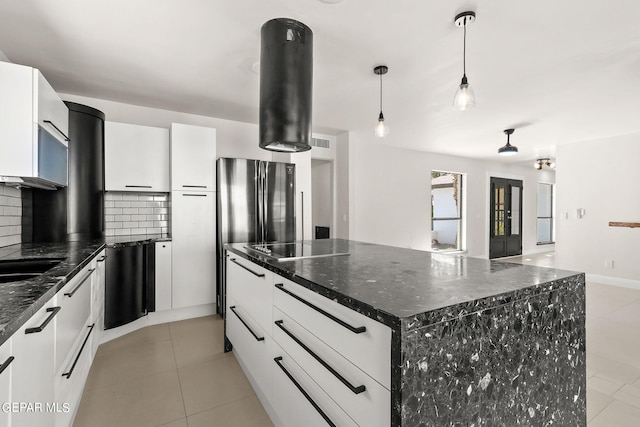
[216, 158, 296, 315]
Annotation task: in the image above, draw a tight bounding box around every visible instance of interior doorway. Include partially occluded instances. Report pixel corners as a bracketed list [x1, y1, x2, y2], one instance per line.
[311, 159, 333, 239]
[489, 177, 523, 259]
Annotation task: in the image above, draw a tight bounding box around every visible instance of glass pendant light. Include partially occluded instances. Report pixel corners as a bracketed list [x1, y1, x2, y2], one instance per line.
[374, 65, 390, 137]
[498, 128, 518, 156]
[453, 11, 476, 110]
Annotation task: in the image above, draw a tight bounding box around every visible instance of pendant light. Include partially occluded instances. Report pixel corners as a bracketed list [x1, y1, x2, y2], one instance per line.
[498, 128, 518, 156]
[374, 65, 390, 137]
[453, 11, 476, 110]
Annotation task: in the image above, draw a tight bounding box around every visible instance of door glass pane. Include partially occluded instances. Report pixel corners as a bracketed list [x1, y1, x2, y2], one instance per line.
[537, 184, 552, 217]
[511, 186, 520, 235]
[431, 171, 464, 251]
[495, 187, 505, 236]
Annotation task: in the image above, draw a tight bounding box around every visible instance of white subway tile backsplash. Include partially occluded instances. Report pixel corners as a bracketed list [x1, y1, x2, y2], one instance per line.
[105, 192, 170, 235]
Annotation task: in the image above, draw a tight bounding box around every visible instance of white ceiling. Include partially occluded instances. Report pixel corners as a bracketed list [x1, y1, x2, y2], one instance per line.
[1, 0, 639, 164]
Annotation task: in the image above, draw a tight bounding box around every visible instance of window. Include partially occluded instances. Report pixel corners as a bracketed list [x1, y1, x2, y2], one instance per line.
[536, 183, 554, 244]
[431, 171, 464, 251]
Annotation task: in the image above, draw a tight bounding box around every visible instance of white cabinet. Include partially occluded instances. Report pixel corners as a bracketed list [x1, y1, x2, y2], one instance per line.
[11, 297, 59, 427]
[0, 61, 69, 186]
[91, 250, 107, 358]
[105, 121, 170, 192]
[170, 123, 216, 191]
[226, 257, 273, 330]
[171, 191, 216, 308]
[155, 241, 172, 311]
[0, 339, 12, 427]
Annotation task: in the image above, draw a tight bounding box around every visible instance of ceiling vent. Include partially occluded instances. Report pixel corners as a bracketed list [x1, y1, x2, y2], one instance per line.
[311, 137, 330, 149]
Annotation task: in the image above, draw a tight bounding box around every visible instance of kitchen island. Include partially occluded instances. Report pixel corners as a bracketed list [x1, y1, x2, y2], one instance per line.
[225, 239, 586, 426]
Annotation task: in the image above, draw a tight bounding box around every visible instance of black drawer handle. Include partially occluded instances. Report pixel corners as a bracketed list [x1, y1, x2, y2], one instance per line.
[182, 193, 208, 197]
[274, 356, 336, 427]
[25, 306, 61, 334]
[229, 306, 264, 341]
[182, 185, 208, 188]
[275, 320, 366, 394]
[43, 120, 70, 141]
[64, 268, 95, 298]
[230, 258, 265, 277]
[62, 324, 95, 379]
[97, 256, 107, 262]
[275, 283, 366, 334]
[0, 356, 14, 375]
[125, 185, 153, 188]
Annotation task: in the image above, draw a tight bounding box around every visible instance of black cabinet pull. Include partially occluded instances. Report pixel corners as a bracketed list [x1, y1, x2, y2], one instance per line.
[182, 185, 207, 188]
[0, 356, 14, 375]
[229, 306, 264, 341]
[43, 120, 70, 141]
[230, 258, 265, 277]
[64, 268, 95, 298]
[97, 256, 107, 262]
[274, 356, 336, 427]
[275, 283, 366, 334]
[182, 193, 207, 197]
[25, 306, 61, 334]
[275, 320, 366, 394]
[125, 185, 152, 188]
[62, 324, 95, 379]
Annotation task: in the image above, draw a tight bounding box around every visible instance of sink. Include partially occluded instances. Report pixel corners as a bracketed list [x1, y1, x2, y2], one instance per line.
[0, 258, 64, 282]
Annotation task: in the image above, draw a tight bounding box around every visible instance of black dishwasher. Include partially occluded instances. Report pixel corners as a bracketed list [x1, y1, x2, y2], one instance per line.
[104, 242, 155, 329]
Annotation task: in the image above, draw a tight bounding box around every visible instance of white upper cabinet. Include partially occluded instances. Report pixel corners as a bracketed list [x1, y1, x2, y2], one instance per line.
[170, 123, 217, 191]
[105, 121, 170, 192]
[0, 61, 69, 185]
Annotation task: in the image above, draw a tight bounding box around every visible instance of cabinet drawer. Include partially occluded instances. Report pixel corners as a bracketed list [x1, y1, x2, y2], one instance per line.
[273, 308, 390, 427]
[55, 263, 94, 373]
[226, 256, 273, 331]
[272, 342, 359, 427]
[273, 278, 391, 389]
[226, 296, 271, 402]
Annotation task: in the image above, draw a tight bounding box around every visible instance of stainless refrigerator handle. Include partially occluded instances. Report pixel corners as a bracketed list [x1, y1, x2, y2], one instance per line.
[301, 191, 304, 242]
[263, 163, 269, 242]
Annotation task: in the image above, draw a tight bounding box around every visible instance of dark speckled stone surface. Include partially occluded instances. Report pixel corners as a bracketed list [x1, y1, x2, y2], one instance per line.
[0, 234, 171, 347]
[226, 239, 586, 426]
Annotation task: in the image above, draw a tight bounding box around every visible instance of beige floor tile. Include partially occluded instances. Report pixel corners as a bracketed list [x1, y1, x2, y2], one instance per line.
[587, 375, 625, 396]
[111, 370, 186, 427]
[84, 340, 177, 391]
[187, 395, 273, 427]
[613, 384, 640, 410]
[586, 282, 640, 319]
[157, 418, 188, 427]
[98, 323, 172, 355]
[589, 400, 640, 427]
[586, 352, 640, 385]
[587, 318, 640, 370]
[178, 353, 255, 416]
[603, 298, 640, 327]
[587, 388, 614, 422]
[74, 381, 121, 427]
[170, 315, 226, 368]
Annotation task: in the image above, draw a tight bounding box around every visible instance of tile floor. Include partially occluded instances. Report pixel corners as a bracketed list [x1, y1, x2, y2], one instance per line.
[75, 252, 640, 426]
[73, 315, 273, 427]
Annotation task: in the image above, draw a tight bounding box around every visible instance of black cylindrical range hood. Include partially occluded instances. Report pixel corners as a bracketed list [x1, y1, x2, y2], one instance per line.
[259, 18, 313, 152]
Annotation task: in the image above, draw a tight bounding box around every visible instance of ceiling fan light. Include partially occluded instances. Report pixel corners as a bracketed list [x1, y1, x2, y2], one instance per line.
[498, 144, 518, 156]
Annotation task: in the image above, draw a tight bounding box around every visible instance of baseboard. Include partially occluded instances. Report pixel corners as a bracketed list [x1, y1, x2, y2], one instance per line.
[587, 274, 640, 291]
[99, 303, 217, 344]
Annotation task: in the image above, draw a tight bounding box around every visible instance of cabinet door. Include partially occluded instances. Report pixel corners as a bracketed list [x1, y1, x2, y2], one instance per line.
[35, 70, 69, 146]
[0, 339, 12, 427]
[12, 298, 59, 427]
[0, 61, 34, 178]
[170, 123, 216, 191]
[91, 250, 107, 358]
[172, 191, 216, 308]
[105, 121, 170, 192]
[155, 241, 172, 311]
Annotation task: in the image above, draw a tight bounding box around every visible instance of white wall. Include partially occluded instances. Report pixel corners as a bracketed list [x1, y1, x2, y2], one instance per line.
[335, 132, 350, 239]
[347, 132, 555, 258]
[311, 159, 333, 233]
[556, 132, 640, 285]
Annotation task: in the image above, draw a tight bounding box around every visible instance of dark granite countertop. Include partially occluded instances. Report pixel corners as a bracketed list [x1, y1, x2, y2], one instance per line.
[225, 239, 583, 331]
[0, 234, 171, 346]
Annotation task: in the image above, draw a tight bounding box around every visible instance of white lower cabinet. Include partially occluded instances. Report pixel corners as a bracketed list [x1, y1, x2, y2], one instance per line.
[155, 242, 172, 311]
[11, 297, 59, 427]
[271, 343, 359, 427]
[91, 250, 107, 358]
[0, 339, 12, 427]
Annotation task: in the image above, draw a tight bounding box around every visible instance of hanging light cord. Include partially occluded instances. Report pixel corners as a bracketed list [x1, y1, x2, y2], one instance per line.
[462, 21, 467, 78]
[379, 71, 383, 113]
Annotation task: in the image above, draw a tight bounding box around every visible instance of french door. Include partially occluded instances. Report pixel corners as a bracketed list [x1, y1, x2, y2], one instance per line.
[489, 177, 523, 259]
